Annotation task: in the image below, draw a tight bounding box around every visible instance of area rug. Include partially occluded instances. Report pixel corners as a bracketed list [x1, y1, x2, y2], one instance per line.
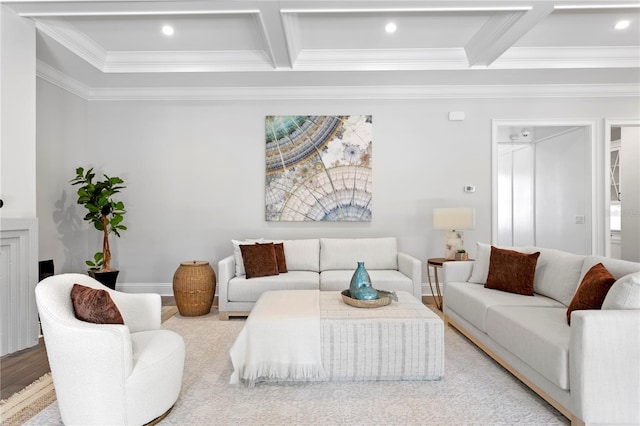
[24, 312, 568, 425]
[0, 305, 179, 426]
[0, 373, 56, 426]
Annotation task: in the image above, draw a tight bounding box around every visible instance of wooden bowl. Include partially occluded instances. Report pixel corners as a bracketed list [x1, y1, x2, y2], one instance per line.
[341, 289, 391, 309]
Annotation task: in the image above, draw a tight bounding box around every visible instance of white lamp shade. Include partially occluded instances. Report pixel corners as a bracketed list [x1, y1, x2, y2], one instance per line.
[433, 208, 475, 231]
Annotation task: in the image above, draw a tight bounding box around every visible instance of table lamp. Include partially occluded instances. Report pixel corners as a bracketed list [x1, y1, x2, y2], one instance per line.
[433, 208, 475, 259]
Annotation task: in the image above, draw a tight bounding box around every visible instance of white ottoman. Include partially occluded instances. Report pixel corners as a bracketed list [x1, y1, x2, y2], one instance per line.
[230, 290, 444, 384]
[320, 290, 444, 381]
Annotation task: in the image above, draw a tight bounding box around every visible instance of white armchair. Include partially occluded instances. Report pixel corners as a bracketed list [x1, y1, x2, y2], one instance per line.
[35, 273, 185, 425]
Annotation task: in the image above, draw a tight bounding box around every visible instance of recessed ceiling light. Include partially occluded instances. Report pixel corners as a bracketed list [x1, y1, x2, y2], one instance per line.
[385, 22, 397, 33]
[614, 19, 630, 30]
[162, 25, 174, 36]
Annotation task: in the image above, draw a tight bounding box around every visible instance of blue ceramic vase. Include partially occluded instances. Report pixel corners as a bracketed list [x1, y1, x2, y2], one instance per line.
[349, 262, 378, 300]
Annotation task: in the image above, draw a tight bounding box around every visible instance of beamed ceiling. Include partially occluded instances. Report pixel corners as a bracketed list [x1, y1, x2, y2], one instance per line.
[4, 0, 640, 99]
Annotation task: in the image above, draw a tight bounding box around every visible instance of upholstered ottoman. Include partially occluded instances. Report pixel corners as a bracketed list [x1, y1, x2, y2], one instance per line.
[230, 290, 444, 384]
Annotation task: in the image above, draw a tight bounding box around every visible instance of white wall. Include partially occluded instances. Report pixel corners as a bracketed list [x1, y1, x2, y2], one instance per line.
[35, 83, 640, 291]
[36, 80, 89, 273]
[0, 5, 36, 218]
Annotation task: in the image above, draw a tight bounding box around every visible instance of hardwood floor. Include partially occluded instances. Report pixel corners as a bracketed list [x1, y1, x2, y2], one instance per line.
[0, 296, 176, 400]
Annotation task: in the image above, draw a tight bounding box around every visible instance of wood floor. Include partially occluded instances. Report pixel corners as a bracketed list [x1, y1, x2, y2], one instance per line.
[0, 296, 176, 400]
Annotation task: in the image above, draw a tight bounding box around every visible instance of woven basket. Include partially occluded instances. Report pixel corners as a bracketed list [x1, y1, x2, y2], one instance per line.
[172, 261, 216, 316]
[341, 289, 391, 309]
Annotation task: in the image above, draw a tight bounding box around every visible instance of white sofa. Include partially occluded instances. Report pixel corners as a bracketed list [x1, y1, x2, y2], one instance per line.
[218, 237, 422, 319]
[443, 244, 640, 426]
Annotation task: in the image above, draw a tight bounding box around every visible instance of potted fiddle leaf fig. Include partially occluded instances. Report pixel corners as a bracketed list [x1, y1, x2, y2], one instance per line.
[71, 167, 127, 289]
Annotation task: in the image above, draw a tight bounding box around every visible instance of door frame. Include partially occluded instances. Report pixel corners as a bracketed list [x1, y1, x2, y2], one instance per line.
[492, 119, 600, 254]
[604, 118, 640, 257]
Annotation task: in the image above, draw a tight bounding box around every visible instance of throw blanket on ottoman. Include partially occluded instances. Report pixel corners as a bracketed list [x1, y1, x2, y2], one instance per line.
[230, 290, 444, 384]
[229, 290, 325, 385]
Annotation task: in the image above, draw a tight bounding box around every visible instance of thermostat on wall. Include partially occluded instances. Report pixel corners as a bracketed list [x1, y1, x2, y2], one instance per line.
[464, 185, 476, 193]
[448, 111, 465, 121]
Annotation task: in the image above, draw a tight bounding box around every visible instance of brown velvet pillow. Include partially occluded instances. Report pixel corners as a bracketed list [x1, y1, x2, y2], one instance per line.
[240, 243, 279, 279]
[566, 263, 616, 325]
[70, 284, 124, 325]
[258, 242, 288, 273]
[484, 247, 540, 296]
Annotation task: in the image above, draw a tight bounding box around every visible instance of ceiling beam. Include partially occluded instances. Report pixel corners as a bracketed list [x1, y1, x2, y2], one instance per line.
[10, 1, 259, 17]
[465, 4, 554, 67]
[256, 3, 293, 69]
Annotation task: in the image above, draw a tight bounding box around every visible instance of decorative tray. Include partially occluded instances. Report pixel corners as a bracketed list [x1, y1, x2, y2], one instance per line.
[341, 289, 394, 309]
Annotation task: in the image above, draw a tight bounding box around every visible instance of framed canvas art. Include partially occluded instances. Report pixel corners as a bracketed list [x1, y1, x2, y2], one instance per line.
[265, 115, 372, 221]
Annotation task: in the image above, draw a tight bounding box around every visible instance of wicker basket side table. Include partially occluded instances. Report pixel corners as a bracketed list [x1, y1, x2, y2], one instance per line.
[172, 261, 216, 316]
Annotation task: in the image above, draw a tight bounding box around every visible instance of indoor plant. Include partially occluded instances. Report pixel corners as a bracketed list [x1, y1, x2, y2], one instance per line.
[455, 249, 469, 261]
[71, 167, 127, 289]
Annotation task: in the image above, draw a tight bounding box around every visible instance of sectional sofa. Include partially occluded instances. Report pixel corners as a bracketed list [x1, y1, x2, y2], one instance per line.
[443, 243, 640, 425]
[218, 237, 422, 319]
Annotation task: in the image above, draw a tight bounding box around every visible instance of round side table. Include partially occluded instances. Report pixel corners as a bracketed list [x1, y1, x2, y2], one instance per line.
[173, 261, 216, 316]
[427, 258, 451, 311]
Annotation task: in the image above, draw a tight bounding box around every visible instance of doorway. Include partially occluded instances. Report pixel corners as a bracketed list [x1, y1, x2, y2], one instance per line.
[492, 120, 598, 255]
[606, 120, 640, 262]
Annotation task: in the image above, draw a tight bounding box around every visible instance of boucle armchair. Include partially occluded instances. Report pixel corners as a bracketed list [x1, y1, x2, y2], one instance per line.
[35, 273, 185, 425]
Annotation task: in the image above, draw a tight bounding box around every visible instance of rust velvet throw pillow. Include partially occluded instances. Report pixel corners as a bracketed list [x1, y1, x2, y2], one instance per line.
[70, 284, 125, 325]
[240, 243, 279, 279]
[258, 242, 288, 273]
[484, 247, 540, 296]
[566, 263, 616, 325]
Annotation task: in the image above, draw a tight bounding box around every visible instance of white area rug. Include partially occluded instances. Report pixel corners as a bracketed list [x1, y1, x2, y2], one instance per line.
[26, 312, 568, 425]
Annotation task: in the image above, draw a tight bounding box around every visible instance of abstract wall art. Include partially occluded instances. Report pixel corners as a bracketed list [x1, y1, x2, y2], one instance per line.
[265, 115, 372, 222]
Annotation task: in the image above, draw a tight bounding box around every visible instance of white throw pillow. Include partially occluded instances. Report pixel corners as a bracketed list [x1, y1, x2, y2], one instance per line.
[468, 242, 491, 284]
[231, 238, 264, 276]
[468, 242, 530, 284]
[602, 272, 640, 310]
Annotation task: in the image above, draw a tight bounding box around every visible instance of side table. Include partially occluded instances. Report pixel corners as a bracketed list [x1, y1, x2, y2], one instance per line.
[173, 261, 216, 316]
[427, 257, 474, 311]
[427, 258, 451, 311]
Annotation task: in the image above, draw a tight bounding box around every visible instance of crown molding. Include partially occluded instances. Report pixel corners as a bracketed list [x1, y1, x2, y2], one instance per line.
[36, 60, 90, 99]
[35, 19, 107, 71]
[293, 48, 470, 71]
[36, 60, 639, 101]
[86, 83, 640, 101]
[293, 46, 640, 71]
[494, 47, 640, 69]
[103, 50, 274, 73]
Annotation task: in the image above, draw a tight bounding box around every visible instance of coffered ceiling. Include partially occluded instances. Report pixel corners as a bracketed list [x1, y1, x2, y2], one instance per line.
[4, 0, 640, 96]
